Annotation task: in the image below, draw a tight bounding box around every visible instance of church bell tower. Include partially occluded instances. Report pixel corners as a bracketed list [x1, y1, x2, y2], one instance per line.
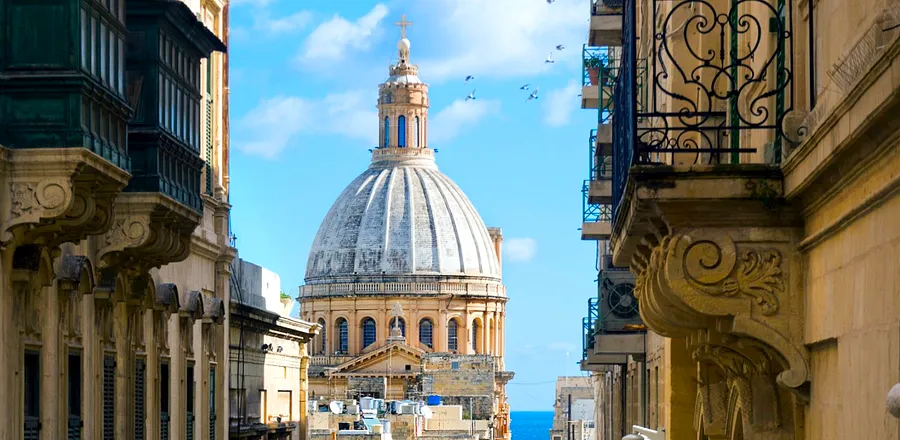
[377, 15, 429, 150]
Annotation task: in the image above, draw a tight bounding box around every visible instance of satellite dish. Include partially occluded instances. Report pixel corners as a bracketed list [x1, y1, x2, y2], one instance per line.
[421, 406, 433, 419]
[329, 402, 342, 414]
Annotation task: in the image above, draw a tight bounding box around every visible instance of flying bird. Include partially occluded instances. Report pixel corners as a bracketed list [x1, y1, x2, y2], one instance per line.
[466, 89, 476, 101]
[547, 0, 555, 3]
[520, 84, 530, 91]
[556, 45, 565, 51]
[526, 88, 539, 102]
[464, 75, 475, 85]
[545, 53, 555, 64]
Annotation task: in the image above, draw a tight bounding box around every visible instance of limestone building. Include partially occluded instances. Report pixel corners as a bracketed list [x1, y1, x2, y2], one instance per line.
[229, 258, 318, 440]
[0, 0, 235, 439]
[550, 377, 595, 440]
[297, 16, 514, 440]
[578, 0, 900, 439]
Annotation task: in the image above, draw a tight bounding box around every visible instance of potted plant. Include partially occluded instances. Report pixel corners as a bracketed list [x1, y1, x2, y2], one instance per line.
[586, 56, 603, 86]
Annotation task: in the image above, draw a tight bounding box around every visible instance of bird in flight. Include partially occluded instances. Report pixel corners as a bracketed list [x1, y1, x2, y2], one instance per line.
[464, 75, 475, 85]
[556, 45, 565, 51]
[526, 88, 539, 102]
[520, 84, 530, 91]
[547, 0, 555, 3]
[466, 89, 476, 101]
[545, 53, 555, 64]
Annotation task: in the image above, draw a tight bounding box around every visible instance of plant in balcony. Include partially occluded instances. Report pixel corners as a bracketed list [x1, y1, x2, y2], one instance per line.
[586, 56, 603, 86]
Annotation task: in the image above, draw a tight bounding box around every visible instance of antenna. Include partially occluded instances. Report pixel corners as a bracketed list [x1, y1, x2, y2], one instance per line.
[329, 401, 342, 415]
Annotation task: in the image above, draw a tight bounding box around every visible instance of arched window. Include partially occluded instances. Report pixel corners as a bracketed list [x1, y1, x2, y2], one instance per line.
[389, 317, 406, 336]
[448, 319, 459, 352]
[318, 318, 327, 354]
[419, 318, 433, 348]
[336, 318, 348, 354]
[397, 115, 407, 147]
[362, 318, 377, 349]
[414, 116, 420, 148]
[383, 117, 390, 148]
[472, 319, 482, 353]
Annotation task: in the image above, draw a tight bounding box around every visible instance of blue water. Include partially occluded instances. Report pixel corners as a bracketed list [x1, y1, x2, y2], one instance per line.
[511, 411, 553, 440]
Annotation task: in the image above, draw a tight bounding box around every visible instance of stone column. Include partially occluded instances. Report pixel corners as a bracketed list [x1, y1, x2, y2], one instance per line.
[215, 257, 233, 440]
[483, 312, 492, 356]
[349, 310, 358, 355]
[663, 338, 695, 440]
[144, 311, 159, 440]
[436, 311, 447, 353]
[169, 317, 185, 439]
[41, 283, 62, 440]
[0, 248, 14, 440]
[325, 310, 333, 355]
[113, 300, 137, 439]
[299, 346, 310, 440]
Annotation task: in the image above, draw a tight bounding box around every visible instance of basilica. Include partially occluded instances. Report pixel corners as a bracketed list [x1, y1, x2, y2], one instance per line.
[297, 20, 514, 440]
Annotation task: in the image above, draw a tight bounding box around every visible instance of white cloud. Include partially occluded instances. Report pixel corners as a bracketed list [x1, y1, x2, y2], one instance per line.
[417, 0, 588, 82]
[428, 99, 501, 144]
[504, 237, 537, 263]
[235, 91, 377, 159]
[296, 4, 389, 64]
[255, 11, 313, 35]
[543, 80, 582, 127]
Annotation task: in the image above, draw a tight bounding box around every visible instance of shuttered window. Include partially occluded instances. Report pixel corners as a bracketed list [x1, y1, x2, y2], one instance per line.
[24, 351, 40, 440]
[103, 356, 115, 440]
[68, 353, 83, 440]
[186, 365, 195, 440]
[135, 358, 146, 440]
[448, 319, 459, 352]
[160, 362, 170, 440]
[204, 97, 213, 195]
[209, 367, 216, 440]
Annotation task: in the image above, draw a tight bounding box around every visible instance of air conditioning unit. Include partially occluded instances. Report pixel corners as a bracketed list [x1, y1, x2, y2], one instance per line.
[597, 267, 642, 333]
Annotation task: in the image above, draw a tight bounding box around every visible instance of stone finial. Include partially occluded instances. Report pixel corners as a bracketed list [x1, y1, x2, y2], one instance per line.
[888, 383, 900, 419]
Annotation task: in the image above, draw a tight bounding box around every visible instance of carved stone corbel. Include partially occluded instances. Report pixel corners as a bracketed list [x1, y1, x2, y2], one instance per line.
[96, 193, 200, 274]
[1, 147, 129, 247]
[633, 228, 810, 396]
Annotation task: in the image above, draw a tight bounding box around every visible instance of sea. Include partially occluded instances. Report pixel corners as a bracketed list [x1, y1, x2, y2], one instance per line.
[510, 411, 553, 440]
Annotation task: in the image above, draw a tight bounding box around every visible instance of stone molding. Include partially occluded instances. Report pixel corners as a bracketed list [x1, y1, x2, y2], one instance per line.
[0, 147, 130, 247]
[298, 280, 507, 299]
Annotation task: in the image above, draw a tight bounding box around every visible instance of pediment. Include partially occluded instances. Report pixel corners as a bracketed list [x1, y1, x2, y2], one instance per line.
[328, 342, 423, 376]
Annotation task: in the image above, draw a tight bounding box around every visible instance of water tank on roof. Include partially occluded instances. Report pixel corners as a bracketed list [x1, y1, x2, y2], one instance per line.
[427, 395, 442, 406]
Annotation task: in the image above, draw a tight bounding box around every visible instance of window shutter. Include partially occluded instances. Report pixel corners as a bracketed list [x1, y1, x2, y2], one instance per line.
[68, 353, 83, 440]
[205, 97, 214, 195]
[103, 356, 116, 440]
[209, 367, 216, 440]
[135, 358, 146, 440]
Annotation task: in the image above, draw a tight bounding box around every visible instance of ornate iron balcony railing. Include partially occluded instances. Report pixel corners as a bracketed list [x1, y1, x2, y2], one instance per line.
[582, 297, 599, 360]
[612, 0, 794, 218]
[582, 45, 611, 87]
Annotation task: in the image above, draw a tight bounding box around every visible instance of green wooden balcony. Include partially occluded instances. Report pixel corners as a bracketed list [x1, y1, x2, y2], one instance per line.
[0, 0, 131, 171]
[123, 0, 225, 213]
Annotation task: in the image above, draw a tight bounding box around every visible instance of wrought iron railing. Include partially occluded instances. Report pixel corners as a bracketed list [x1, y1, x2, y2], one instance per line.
[582, 297, 599, 360]
[582, 45, 611, 87]
[598, 54, 647, 124]
[582, 180, 612, 223]
[588, 129, 612, 182]
[592, 0, 624, 15]
[612, 0, 794, 218]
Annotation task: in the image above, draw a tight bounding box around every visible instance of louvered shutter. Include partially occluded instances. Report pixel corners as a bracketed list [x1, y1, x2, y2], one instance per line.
[135, 359, 146, 440]
[160, 362, 170, 440]
[103, 356, 115, 440]
[186, 365, 195, 440]
[209, 367, 216, 440]
[205, 97, 213, 195]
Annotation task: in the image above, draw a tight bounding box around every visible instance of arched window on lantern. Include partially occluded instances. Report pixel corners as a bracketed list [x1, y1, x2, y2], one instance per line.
[383, 117, 390, 148]
[361, 317, 377, 349]
[414, 116, 420, 148]
[471, 319, 482, 354]
[398, 115, 407, 147]
[419, 318, 433, 348]
[448, 318, 459, 352]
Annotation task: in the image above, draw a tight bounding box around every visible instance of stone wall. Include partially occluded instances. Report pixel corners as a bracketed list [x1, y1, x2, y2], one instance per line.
[347, 377, 388, 398]
[420, 354, 495, 419]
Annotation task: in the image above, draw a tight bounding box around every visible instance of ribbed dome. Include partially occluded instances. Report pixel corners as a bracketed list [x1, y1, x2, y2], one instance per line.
[305, 150, 500, 283]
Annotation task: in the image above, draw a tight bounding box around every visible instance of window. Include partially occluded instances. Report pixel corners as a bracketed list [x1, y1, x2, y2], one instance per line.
[276, 391, 292, 419]
[471, 320, 481, 353]
[451, 361, 459, 370]
[161, 362, 170, 438]
[414, 116, 420, 147]
[361, 318, 376, 349]
[135, 358, 146, 440]
[389, 317, 406, 336]
[68, 352, 82, 434]
[103, 355, 115, 440]
[383, 117, 390, 148]
[419, 318, 433, 348]
[448, 319, 459, 352]
[336, 318, 348, 353]
[210, 367, 217, 440]
[24, 351, 40, 437]
[317, 318, 326, 354]
[186, 365, 195, 439]
[397, 115, 406, 147]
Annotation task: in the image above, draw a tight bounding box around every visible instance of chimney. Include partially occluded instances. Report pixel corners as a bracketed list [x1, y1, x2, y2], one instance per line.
[487, 227, 503, 276]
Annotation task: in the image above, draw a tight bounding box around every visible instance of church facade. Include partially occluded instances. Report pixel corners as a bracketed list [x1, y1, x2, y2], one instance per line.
[297, 20, 513, 440]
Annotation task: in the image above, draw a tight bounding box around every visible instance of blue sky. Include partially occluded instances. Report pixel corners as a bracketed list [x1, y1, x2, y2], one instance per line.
[227, 0, 598, 411]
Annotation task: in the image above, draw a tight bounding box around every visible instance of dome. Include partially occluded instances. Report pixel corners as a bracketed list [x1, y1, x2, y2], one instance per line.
[305, 151, 500, 283]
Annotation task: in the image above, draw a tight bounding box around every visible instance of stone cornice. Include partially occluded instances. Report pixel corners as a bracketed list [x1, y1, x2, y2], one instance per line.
[299, 280, 507, 300]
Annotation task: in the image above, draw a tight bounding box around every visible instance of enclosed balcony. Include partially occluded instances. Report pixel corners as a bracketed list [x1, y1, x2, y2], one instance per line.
[589, 0, 623, 47]
[0, 0, 133, 245]
[606, 0, 811, 412]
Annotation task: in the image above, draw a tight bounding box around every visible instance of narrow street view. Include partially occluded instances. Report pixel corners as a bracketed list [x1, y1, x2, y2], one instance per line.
[1, 0, 899, 440]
